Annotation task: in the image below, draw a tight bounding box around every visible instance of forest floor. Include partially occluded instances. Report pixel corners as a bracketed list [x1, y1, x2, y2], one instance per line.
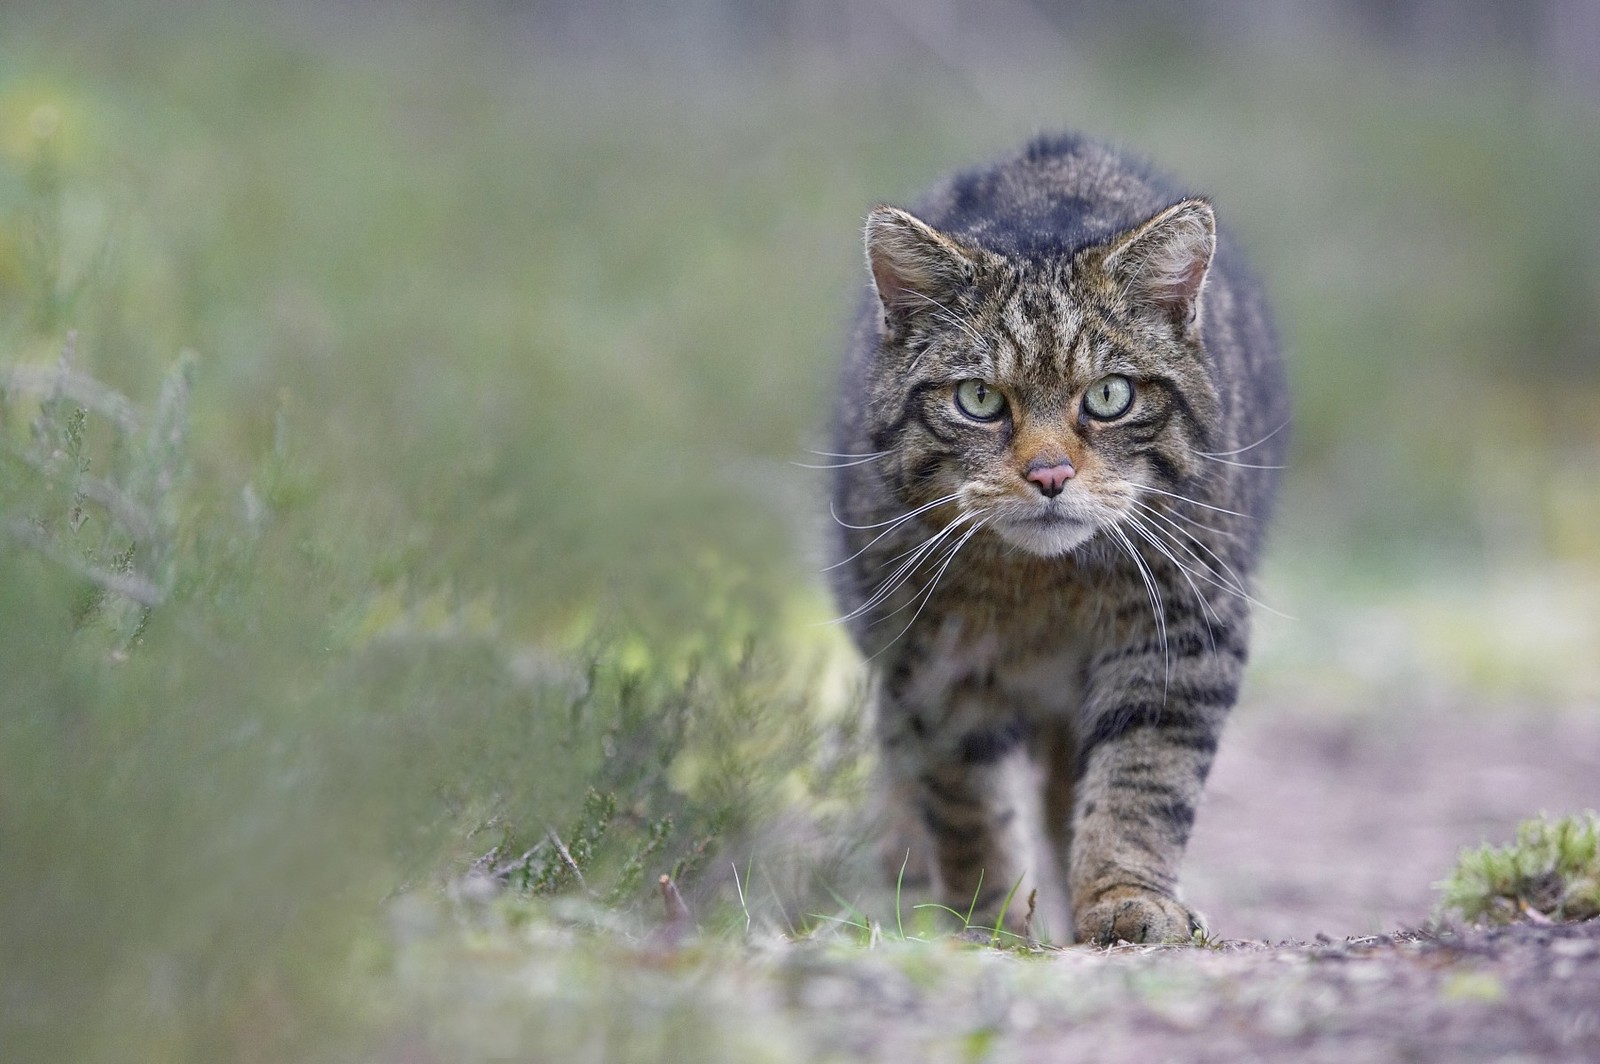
[396, 699, 1600, 1063]
[741, 916, 1600, 1064]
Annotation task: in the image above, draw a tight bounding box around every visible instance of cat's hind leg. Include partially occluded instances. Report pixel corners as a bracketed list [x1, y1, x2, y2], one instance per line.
[878, 690, 1041, 938]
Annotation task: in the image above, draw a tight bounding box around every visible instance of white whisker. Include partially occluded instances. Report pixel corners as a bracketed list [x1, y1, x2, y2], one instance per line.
[1130, 499, 1295, 620]
[1123, 514, 1220, 653]
[868, 512, 991, 658]
[1130, 499, 1249, 594]
[1107, 524, 1169, 698]
[809, 449, 890, 459]
[1136, 484, 1256, 521]
[869, 511, 985, 625]
[829, 492, 961, 531]
[1197, 419, 1289, 459]
[1149, 501, 1240, 540]
[824, 502, 947, 573]
[829, 511, 977, 626]
[1196, 454, 1285, 470]
[832, 504, 977, 577]
[793, 451, 890, 470]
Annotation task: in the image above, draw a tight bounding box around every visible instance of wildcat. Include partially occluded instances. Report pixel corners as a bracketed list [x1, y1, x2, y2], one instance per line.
[828, 134, 1288, 945]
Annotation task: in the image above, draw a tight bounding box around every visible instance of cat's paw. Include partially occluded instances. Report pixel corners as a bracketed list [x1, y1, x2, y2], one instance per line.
[1075, 887, 1199, 946]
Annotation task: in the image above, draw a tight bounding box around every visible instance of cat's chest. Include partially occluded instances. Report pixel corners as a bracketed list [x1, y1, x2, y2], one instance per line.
[994, 642, 1090, 716]
[862, 529, 1107, 713]
[892, 598, 1093, 718]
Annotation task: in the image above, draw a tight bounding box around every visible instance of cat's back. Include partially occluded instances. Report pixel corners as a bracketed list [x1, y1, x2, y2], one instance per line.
[907, 134, 1189, 263]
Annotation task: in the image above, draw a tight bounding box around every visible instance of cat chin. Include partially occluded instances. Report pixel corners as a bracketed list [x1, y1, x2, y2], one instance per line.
[991, 517, 1099, 558]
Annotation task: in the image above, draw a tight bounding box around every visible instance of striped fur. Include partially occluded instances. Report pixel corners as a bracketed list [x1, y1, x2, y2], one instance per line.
[830, 134, 1288, 945]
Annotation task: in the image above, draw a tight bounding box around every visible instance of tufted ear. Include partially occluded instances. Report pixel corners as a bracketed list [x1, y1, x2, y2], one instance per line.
[1100, 198, 1216, 333]
[864, 206, 980, 329]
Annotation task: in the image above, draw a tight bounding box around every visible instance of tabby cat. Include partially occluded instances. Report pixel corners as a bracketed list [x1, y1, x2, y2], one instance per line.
[829, 134, 1288, 945]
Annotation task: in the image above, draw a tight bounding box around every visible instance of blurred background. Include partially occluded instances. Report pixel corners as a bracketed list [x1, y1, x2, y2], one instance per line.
[3, 0, 1598, 1060]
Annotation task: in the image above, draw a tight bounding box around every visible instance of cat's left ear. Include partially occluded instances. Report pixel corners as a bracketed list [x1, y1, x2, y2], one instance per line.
[1100, 198, 1216, 334]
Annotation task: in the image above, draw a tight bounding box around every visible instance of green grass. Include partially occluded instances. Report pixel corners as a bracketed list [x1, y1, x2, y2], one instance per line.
[1439, 812, 1600, 926]
[3, 3, 1600, 1060]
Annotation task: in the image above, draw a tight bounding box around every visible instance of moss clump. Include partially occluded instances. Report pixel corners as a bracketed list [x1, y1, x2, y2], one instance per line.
[1440, 812, 1600, 925]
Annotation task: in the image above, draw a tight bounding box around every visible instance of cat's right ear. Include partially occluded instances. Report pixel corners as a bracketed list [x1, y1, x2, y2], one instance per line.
[865, 206, 978, 331]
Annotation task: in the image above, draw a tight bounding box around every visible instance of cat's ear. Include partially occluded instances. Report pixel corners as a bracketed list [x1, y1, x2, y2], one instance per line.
[865, 206, 979, 328]
[1100, 198, 1216, 333]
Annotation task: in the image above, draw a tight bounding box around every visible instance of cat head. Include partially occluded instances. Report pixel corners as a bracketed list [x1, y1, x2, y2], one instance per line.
[862, 199, 1222, 558]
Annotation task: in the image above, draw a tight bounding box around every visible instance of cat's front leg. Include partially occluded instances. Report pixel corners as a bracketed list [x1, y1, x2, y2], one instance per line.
[1066, 626, 1244, 945]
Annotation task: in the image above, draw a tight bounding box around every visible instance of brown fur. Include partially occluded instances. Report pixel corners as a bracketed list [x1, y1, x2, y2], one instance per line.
[829, 134, 1288, 944]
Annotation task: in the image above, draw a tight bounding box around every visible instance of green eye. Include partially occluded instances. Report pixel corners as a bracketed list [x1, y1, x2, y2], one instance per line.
[1083, 374, 1134, 420]
[954, 379, 1006, 421]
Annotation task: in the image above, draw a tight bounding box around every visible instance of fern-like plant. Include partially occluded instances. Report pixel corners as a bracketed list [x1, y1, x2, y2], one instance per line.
[0, 331, 194, 650]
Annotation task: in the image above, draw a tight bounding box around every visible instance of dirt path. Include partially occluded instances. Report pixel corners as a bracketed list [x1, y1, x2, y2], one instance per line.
[1185, 698, 1600, 942]
[1009, 921, 1600, 1064]
[768, 904, 1600, 1064]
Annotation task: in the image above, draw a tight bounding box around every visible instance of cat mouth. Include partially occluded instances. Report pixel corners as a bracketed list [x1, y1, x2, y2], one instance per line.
[1014, 505, 1087, 528]
[1016, 514, 1083, 532]
[991, 505, 1099, 558]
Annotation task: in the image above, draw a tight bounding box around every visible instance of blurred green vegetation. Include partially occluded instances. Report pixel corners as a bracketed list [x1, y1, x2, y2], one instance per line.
[2, 2, 1599, 1060]
[1440, 811, 1600, 925]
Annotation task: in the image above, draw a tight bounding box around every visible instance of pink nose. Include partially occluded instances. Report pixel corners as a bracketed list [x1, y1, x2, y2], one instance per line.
[1026, 460, 1076, 498]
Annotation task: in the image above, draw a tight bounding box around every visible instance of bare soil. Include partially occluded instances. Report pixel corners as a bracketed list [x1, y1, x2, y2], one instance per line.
[1008, 921, 1600, 1064]
[1083, 696, 1600, 1063]
[1186, 698, 1600, 942]
[773, 904, 1600, 1064]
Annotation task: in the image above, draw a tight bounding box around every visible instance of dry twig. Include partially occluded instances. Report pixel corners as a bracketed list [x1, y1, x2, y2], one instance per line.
[659, 873, 691, 926]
